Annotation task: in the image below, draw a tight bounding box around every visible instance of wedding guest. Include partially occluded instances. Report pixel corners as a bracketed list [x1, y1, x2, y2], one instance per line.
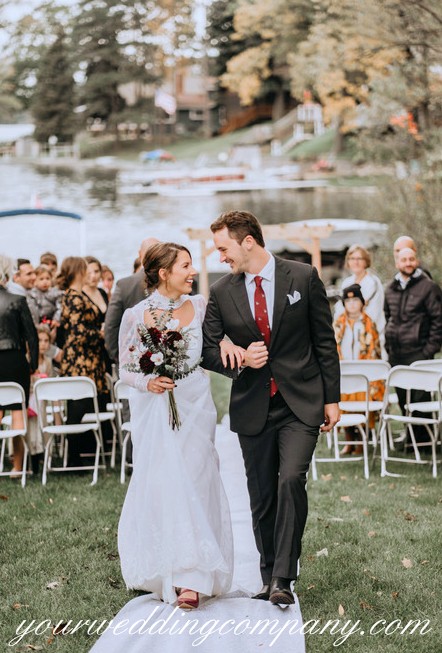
[384, 247, 442, 446]
[100, 265, 115, 301]
[39, 252, 58, 279]
[27, 324, 58, 475]
[27, 264, 62, 328]
[393, 235, 433, 279]
[333, 284, 384, 454]
[0, 254, 38, 476]
[58, 257, 108, 467]
[334, 244, 386, 358]
[105, 238, 159, 363]
[83, 256, 109, 324]
[7, 258, 36, 296]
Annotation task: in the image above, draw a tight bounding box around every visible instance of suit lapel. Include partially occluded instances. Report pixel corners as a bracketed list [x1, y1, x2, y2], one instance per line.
[228, 275, 262, 340]
[271, 258, 294, 346]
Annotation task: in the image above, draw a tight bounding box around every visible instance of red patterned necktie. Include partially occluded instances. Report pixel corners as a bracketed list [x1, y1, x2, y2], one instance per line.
[254, 276, 278, 397]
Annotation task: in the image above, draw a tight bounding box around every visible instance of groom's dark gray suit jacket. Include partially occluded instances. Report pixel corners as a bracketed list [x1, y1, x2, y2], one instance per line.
[202, 256, 340, 434]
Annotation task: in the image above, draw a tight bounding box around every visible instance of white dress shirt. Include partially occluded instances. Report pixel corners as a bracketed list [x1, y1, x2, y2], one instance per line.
[244, 252, 275, 329]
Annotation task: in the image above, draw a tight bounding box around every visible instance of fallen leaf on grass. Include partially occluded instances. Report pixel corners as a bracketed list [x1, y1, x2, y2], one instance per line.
[307, 584, 315, 590]
[24, 646, 43, 651]
[388, 483, 396, 489]
[12, 602, 29, 609]
[0, 494, 9, 501]
[339, 475, 347, 480]
[401, 558, 413, 569]
[316, 548, 329, 557]
[46, 581, 60, 590]
[108, 577, 120, 588]
[338, 604, 345, 616]
[321, 474, 332, 481]
[392, 591, 399, 600]
[107, 553, 118, 561]
[402, 511, 417, 522]
[48, 498, 53, 505]
[329, 517, 344, 522]
[362, 508, 371, 516]
[420, 560, 429, 565]
[359, 600, 373, 610]
[368, 531, 377, 538]
[340, 495, 352, 503]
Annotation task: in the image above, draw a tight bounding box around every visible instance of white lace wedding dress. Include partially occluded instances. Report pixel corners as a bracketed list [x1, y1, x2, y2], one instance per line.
[117, 291, 233, 605]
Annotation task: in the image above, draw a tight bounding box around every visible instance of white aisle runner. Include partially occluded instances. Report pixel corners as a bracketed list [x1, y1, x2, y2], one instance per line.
[90, 421, 305, 653]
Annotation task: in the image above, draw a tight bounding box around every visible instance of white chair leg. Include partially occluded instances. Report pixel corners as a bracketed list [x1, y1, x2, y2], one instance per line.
[42, 436, 53, 485]
[21, 438, 28, 488]
[91, 434, 100, 485]
[310, 452, 318, 481]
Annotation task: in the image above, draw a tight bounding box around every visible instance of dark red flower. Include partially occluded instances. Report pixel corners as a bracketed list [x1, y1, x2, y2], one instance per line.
[139, 351, 155, 374]
[129, 345, 135, 352]
[165, 331, 183, 346]
[147, 327, 162, 345]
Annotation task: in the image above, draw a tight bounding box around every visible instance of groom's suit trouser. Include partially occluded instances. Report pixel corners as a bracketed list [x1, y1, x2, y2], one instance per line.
[238, 391, 319, 584]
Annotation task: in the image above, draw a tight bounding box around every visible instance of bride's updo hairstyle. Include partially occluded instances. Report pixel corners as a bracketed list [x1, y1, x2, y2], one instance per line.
[143, 242, 191, 292]
[57, 256, 87, 290]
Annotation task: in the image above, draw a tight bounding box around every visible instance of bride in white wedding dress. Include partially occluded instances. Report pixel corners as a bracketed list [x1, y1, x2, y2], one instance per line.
[118, 242, 235, 610]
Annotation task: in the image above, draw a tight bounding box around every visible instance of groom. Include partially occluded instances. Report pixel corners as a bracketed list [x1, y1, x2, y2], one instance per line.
[202, 210, 340, 605]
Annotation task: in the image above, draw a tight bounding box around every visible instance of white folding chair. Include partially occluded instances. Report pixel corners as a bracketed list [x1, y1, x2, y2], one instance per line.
[340, 360, 390, 447]
[34, 377, 104, 485]
[407, 360, 442, 417]
[379, 366, 441, 478]
[311, 373, 370, 480]
[81, 372, 118, 468]
[114, 380, 132, 484]
[0, 383, 29, 487]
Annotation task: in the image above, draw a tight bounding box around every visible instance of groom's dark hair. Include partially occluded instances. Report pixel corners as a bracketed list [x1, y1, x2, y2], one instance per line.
[210, 211, 265, 248]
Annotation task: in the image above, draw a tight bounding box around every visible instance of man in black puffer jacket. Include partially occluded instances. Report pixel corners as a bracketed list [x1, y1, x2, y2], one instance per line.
[384, 247, 442, 444]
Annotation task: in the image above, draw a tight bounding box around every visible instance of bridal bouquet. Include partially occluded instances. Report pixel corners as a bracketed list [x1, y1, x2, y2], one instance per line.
[124, 302, 201, 430]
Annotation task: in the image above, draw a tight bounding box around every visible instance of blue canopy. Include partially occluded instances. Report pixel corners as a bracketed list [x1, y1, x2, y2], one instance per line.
[0, 209, 82, 220]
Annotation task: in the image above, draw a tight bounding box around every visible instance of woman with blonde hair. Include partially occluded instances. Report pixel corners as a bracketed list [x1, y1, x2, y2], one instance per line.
[334, 244, 386, 357]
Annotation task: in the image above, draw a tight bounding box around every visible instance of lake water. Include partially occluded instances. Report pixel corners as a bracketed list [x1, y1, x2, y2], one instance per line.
[0, 160, 379, 280]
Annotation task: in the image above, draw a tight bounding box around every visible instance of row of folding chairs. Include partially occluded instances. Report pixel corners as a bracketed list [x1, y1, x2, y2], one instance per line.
[0, 375, 133, 487]
[311, 359, 442, 480]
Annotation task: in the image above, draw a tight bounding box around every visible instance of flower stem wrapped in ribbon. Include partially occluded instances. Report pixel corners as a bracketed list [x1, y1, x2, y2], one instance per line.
[124, 299, 201, 430]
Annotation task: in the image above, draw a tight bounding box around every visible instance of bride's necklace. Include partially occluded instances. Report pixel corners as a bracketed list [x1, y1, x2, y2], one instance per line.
[146, 288, 187, 311]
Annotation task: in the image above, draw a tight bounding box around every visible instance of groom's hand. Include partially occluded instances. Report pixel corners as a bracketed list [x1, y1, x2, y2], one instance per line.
[243, 341, 269, 369]
[320, 403, 340, 431]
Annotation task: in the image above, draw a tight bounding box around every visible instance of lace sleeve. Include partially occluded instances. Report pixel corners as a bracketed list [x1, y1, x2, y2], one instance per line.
[118, 308, 152, 392]
[192, 294, 207, 324]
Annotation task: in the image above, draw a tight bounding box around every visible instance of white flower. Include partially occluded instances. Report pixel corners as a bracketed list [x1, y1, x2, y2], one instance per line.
[165, 318, 180, 330]
[151, 352, 164, 365]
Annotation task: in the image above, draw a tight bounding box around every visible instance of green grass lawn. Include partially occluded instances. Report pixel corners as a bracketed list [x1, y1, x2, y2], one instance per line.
[1, 386, 440, 652]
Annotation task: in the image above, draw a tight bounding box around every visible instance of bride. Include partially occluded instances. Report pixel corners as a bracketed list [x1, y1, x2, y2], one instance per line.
[118, 242, 240, 610]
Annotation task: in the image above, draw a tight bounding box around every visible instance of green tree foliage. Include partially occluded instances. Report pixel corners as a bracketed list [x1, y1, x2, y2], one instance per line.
[0, 62, 22, 121]
[216, 0, 315, 106]
[31, 30, 76, 143]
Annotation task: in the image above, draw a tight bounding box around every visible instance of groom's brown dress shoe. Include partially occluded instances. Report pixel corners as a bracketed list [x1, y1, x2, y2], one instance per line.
[251, 584, 270, 601]
[269, 577, 295, 605]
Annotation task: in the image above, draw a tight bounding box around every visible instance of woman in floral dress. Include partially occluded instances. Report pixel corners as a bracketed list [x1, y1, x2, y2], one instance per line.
[58, 257, 108, 466]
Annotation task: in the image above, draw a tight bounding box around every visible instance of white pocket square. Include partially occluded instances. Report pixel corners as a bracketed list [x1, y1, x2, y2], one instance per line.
[287, 290, 301, 305]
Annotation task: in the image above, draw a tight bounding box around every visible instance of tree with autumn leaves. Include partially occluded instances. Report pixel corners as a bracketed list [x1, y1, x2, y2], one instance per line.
[214, 0, 442, 157]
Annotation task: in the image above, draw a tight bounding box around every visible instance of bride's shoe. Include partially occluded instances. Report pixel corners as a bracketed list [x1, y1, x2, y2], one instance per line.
[177, 589, 199, 610]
